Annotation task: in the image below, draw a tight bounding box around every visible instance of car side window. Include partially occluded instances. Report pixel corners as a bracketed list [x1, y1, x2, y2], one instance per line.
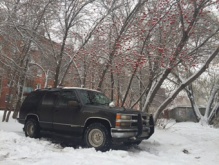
[79, 90, 110, 105]
[58, 91, 78, 106]
[42, 92, 59, 106]
[24, 92, 44, 107]
[80, 90, 91, 104]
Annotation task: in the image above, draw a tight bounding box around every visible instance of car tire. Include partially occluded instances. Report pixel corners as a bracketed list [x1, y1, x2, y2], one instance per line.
[25, 118, 40, 138]
[84, 123, 111, 151]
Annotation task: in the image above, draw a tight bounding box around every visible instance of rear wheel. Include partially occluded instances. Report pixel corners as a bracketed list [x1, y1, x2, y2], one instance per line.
[84, 123, 111, 151]
[24, 118, 40, 138]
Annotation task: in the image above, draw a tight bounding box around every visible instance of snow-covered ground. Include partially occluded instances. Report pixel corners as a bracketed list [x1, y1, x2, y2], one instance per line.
[0, 111, 219, 165]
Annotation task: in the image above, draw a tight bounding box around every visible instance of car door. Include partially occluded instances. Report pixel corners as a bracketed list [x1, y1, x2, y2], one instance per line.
[38, 91, 59, 130]
[53, 90, 82, 134]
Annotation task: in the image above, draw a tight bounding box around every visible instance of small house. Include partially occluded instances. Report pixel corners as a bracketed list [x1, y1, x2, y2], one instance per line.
[163, 106, 205, 122]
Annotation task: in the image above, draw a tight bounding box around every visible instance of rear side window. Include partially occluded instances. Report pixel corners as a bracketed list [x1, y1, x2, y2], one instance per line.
[41, 92, 59, 106]
[23, 92, 44, 107]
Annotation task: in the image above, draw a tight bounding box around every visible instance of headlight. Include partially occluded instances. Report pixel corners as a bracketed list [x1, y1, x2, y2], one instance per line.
[116, 114, 132, 128]
[116, 114, 132, 120]
[116, 122, 130, 128]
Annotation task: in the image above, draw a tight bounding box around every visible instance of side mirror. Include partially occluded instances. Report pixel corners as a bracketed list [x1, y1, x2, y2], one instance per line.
[68, 100, 80, 107]
[109, 101, 115, 108]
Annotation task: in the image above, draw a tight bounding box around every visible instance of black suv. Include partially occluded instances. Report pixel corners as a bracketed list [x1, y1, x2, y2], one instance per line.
[17, 87, 154, 151]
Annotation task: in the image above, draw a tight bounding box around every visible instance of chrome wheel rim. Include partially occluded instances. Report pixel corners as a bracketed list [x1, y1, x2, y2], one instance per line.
[88, 129, 104, 147]
[27, 123, 35, 136]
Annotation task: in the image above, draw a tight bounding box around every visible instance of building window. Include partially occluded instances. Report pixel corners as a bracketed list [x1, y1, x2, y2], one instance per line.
[37, 69, 42, 77]
[5, 94, 13, 103]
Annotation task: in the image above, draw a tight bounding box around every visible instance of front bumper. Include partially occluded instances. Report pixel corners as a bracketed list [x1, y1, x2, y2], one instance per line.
[111, 114, 154, 140]
[111, 127, 151, 139]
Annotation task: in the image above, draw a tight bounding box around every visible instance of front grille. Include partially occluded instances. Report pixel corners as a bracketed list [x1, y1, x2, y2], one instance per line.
[131, 123, 137, 127]
[131, 114, 147, 127]
[132, 115, 138, 120]
[115, 113, 149, 128]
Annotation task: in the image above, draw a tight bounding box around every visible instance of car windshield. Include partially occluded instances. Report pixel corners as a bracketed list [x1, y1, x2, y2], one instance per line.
[79, 90, 111, 106]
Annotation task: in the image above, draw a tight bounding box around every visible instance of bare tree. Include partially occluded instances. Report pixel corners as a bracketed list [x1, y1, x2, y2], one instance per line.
[47, 0, 96, 87]
[153, 45, 219, 123]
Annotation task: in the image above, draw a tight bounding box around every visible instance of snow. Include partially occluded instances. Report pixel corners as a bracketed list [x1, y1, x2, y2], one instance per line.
[1, 111, 219, 165]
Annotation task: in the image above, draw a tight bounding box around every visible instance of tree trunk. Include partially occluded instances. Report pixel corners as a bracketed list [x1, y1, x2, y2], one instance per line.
[186, 85, 201, 122]
[205, 86, 219, 118]
[121, 66, 138, 107]
[142, 68, 171, 112]
[139, 70, 143, 110]
[6, 110, 11, 122]
[116, 77, 120, 106]
[2, 74, 17, 122]
[208, 103, 219, 124]
[2, 110, 7, 122]
[54, 34, 67, 87]
[13, 57, 30, 119]
[110, 69, 114, 101]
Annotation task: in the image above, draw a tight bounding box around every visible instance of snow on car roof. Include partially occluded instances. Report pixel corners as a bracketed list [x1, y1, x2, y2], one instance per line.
[35, 87, 101, 93]
[62, 87, 101, 92]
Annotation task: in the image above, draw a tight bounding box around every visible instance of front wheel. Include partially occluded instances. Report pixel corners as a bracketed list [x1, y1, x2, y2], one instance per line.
[84, 123, 111, 151]
[24, 118, 40, 138]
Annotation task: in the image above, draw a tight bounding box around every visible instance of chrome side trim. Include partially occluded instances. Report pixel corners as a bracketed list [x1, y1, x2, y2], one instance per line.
[39, 121, 83, 128]
[116, 119, 138, 123]
[39, 121, 52, 124]
[116, 119, 148, 123]
[53, 122, 83, 128]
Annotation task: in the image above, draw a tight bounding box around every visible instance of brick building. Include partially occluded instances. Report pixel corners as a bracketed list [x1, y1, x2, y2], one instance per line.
[0, 36, 55, 110]
[0, 69, 53, 110]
